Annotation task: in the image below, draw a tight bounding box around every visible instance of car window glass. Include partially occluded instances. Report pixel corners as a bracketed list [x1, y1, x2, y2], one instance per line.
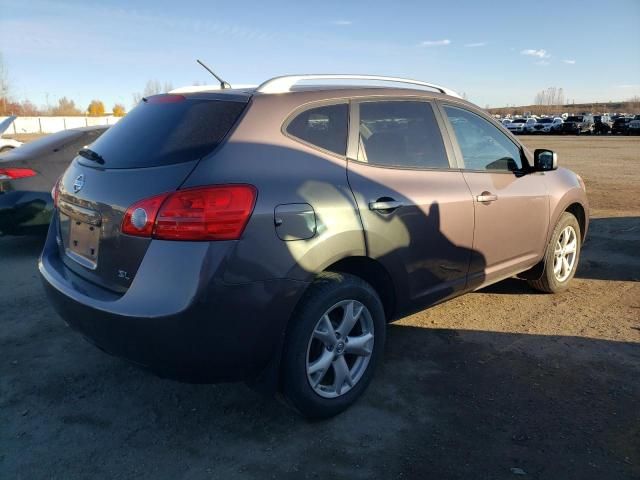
[357, 101, 449, 169]
[286, 103, 348, 155]
[86, 98, 247, 168]
[443, 105, 523, 172]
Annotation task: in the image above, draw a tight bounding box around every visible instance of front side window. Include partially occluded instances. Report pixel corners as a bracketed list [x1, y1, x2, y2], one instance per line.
[286, 103, 348, 155]
[357, 101, 449, 169]
[443, 106, 523, 172]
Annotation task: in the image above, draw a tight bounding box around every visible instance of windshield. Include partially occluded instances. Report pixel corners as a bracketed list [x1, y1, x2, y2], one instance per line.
[538, 118, 553, 123]
[512, 119, 526, 123]
[566, 116, 583, 122]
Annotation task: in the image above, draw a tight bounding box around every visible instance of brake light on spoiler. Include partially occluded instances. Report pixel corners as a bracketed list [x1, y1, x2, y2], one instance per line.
[122, 185, 257, 241]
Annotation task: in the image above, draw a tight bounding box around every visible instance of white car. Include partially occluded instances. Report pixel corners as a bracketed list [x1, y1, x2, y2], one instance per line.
[528, 117, 564, 134]
[0, 116, 22, 152]
[506, 118, 536, 134]
[501, 118, 512, 126]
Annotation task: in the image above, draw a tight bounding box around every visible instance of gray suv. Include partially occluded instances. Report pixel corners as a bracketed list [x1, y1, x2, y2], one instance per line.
[40, 75, 589, 418]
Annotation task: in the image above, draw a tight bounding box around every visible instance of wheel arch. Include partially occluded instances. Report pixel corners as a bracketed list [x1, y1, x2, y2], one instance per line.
[322, 256, 396, 321]
[565, 202, 587, 241]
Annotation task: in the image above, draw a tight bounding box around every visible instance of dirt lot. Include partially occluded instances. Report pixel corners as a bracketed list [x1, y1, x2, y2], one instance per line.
[1, 136, 638, 479]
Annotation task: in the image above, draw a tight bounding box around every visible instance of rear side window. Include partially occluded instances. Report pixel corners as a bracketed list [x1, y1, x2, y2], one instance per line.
[286, 103, 348, 155]
[357, 101, 449, 169]
[84, 96, 247, 168]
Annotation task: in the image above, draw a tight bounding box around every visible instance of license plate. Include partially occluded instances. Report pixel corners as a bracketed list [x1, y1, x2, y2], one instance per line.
[60, 213, 101, 270]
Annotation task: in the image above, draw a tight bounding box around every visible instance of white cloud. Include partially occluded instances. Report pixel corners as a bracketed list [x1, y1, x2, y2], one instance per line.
[535, 60, 551, 66]
[419, 39, 451, 47]
[464, 42, 486, 47]
[563, 59, 576, 64]
[331, 20, 353, 26]
[521, 49, 550, 59]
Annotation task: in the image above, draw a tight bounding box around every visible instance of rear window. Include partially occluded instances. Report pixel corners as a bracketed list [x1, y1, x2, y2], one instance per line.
[84, 96, 247, 168]
[566, 116, 583, 122]
[286, 103, 348, 155]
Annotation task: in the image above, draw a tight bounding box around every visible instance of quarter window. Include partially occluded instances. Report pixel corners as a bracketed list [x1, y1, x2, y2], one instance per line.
[443, 106, 523, 171]
[286, 103, 348, 155]
[357, 101, 449, 169]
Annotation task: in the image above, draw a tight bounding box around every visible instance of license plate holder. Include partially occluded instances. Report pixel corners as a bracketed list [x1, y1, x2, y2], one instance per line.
[63, 217, 101, 270]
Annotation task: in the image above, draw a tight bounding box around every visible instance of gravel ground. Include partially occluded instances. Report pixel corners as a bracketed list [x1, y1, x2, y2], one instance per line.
[1, 136, 639, 479]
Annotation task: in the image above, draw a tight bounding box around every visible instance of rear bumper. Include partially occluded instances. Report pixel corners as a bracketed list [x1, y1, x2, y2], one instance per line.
[0, 190, 52, 234]
[39, 218, 308, 382]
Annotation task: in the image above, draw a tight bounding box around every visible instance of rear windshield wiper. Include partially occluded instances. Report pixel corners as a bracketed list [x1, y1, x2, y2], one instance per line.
[78, 147, 105, 165]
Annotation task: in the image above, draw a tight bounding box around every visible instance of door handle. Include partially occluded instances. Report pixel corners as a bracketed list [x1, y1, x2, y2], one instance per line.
[476, 192, 498, 203]
[369, 199, 403, 212]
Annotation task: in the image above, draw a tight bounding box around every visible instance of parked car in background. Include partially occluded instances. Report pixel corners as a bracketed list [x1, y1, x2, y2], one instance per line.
[39, 74, 588, 418]
[501, 118, 512, 126]
[611, 116, 632, 135]
[0, 126, 108, 235]
[559, 115, 594, 135]
[506, 118, 536, 134]
[628, 115, 640, 135]
[0, 116, 23, 152]
[528, 117, 563, 134]
[593, 115, 612, 134]
[550, 117, 564, 133]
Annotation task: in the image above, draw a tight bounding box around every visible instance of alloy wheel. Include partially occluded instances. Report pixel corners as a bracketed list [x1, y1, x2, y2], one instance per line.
[306, 299, 374, 399]
[553, 225, 578, 282]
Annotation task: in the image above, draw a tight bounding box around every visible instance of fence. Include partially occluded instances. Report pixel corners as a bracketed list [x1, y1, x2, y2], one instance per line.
[0, 116, 121, 135]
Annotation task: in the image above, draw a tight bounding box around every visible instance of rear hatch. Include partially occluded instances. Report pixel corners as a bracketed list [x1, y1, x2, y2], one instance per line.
[55, 93, 249, 292]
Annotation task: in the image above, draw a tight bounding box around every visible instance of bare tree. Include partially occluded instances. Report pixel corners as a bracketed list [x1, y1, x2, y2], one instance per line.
[0, 52, 10, 115]
[534, 87, 566, 106]
[51, 97, 82, 116]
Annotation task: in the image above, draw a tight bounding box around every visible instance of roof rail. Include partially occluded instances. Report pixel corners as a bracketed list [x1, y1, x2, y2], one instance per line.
[255, 74, 462, 98]
[169, 84, 257, 94]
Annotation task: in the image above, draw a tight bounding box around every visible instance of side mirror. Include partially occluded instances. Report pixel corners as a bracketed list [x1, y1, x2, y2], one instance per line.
[534, 149, 558, 171]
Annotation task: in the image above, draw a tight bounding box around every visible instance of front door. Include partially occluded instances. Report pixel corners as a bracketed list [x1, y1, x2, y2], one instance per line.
[347, 99, 475, 311]
[440, 104, 550, 288]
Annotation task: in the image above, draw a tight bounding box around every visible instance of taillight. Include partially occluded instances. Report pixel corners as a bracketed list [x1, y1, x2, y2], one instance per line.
[0, 168, 37, 180]
[121, 193, 169, 237]
[121, 185, 257, 241]
[51, 176, 61, 208]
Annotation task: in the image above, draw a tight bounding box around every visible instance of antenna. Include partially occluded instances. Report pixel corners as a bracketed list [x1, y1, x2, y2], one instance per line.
[196, 59, 231, 89]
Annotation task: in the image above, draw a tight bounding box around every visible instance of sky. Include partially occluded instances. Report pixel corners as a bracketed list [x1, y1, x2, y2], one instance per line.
[1, 0, 639, 111]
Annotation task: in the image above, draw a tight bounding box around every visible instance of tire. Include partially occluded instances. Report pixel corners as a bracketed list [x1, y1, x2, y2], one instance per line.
[282, 272, 386, 419]
[528, 212, 581, 293]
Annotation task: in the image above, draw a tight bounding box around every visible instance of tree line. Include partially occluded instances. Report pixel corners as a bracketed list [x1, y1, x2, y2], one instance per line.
[1, 53, 177, 117]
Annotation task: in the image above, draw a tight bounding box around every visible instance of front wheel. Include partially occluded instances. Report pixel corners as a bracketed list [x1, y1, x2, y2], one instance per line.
[528, 212, 581, 293]
[282, 272, 386, 418]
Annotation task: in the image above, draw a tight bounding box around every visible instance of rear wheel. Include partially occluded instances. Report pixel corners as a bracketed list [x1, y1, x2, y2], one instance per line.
[282, 272, 385, 418]
[528, 212, 581, 293]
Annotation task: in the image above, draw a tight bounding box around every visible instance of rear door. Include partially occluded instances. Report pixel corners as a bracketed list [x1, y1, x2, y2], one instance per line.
[346, 99, 475, 311]
[55, 93, 249, 292]
[438, 103, 549, 288]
